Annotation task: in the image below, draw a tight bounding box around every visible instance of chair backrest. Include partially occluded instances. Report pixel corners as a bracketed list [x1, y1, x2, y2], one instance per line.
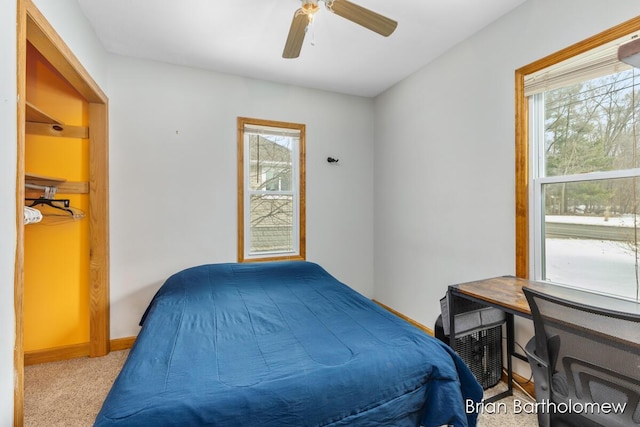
[523, 287, 640, 427]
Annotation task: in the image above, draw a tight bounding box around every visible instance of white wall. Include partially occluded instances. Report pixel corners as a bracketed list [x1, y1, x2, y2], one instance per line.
[29, 0, 375, 342]
[107, 55, 375, 338]
[0, 0, 17, 422]
[2, 0, 374, 416]
[373, 0, 640, 375]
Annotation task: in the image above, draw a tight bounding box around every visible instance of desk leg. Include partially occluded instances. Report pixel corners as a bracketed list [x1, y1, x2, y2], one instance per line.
[506, 312, 514, 396]
[483, 314, 515, 403]
[447, 289, 457, 352]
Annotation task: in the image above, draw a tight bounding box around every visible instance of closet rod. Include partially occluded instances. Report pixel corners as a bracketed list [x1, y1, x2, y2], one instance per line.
[26, 181, 89, 195]
[25, 183, 58, 200]
[25, 183, 52, 191]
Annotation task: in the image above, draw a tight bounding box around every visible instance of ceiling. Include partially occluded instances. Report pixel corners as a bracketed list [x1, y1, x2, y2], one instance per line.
[76, 0, 526, 97]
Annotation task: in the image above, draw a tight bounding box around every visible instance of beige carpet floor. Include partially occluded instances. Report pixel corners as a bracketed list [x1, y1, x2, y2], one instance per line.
[478, 383, 539, 427]
[24, 350, 538, 426]
[24, 350, 129, 426]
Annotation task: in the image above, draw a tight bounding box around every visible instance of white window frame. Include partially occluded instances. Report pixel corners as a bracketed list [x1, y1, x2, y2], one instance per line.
[529, 92, 640, 288]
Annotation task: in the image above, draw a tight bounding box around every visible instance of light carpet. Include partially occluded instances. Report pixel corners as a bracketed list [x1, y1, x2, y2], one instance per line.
[25, 350, 537, 426]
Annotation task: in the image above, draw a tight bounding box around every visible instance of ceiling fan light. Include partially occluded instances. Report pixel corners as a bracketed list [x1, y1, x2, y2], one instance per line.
[618, 37, 640, 68]
[301, 0, 319, 16]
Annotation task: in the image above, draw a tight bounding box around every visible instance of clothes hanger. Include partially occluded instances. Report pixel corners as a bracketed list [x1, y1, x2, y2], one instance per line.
[25, 197, 85, 223]
[24, 185, 85, 222]
[23, 206, 43, 225]
[26, 197, 75, 216]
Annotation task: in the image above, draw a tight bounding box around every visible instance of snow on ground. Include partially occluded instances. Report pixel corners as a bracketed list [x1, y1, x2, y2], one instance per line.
[545, 237, 639, 301]
[546, 214, 637, 227]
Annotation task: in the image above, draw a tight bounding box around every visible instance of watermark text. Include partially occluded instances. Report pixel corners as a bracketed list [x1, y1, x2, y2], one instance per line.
[466, 399, 627, 415]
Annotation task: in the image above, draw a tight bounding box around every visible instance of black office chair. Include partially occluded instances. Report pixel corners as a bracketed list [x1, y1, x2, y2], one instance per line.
[523, 287, 640, 427]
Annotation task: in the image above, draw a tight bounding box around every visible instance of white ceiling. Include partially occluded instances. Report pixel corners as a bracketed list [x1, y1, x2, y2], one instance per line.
[77, 0, 526, 97]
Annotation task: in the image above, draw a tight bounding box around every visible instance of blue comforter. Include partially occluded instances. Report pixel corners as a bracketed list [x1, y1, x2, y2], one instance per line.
[95, 261, 482, 426]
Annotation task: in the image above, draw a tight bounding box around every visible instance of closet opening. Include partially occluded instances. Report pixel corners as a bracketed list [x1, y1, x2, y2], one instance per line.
[15, 0, 110, 424]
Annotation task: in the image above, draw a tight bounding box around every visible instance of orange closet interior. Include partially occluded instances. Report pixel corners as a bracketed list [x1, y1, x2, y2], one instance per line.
[24, 43, 91, 357]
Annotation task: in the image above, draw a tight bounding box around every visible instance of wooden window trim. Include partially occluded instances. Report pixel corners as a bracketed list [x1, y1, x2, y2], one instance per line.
[515, 16, 640, 278]
[237, 117, 306, 263]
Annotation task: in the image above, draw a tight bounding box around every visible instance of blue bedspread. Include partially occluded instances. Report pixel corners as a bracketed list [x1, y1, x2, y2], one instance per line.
[95, 261, 482, 426]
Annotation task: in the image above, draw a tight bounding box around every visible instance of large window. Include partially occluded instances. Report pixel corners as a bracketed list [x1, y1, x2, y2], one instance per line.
[237, 117, 306, 262]
[516, 21, 640, 302]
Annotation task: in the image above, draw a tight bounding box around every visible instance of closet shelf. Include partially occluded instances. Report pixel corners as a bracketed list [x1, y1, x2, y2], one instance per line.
[25, 101, 89, 138]
[25, 173, 89, 195]
[25, 101, 64, 125]
[25, 172, 66, 187]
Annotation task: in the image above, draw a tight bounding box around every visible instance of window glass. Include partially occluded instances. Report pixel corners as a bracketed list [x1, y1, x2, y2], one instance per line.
[531, 68, 640, 301]
[542, 178, 640, 300]
[248, 133, 294, 192]
[543, 71, 639, 177]
[249, 194, 294, 253]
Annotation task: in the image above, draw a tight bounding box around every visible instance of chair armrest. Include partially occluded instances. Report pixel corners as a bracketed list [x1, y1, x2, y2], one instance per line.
[524, 337, 546, 366]
[525, 336, 552, 427]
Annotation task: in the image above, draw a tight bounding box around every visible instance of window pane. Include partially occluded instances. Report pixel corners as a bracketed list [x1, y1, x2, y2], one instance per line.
[249, 194, 294, 253]
[543, 178, 640, 300]
[247, 134, 295, 192]
[543, 70, 640, 177]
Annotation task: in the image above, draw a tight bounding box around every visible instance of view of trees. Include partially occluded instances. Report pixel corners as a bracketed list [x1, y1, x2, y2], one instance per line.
[543, 70, 640, 216]
[247, 134, 295, 253]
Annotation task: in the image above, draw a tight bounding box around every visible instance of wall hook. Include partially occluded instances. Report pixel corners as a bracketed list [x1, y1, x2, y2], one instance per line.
[327, 157, 339, 164]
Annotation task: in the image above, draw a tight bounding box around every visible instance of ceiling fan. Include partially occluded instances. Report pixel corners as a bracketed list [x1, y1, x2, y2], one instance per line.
[282, 0, 397, 59]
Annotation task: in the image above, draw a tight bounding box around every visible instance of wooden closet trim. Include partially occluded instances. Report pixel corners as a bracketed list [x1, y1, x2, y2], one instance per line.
[15, 0, 110, 424]
[88, 101, 110, 358]
[15, 1, 26, 425]
[24, 1, 107, 104]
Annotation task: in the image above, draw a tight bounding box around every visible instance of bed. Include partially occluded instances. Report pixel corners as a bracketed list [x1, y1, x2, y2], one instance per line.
[94, 261, 483, 426]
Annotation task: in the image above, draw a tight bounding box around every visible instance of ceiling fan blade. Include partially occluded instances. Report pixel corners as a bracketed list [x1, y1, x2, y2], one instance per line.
[327, 0, 397, 37]
[283, 9, 309, 59]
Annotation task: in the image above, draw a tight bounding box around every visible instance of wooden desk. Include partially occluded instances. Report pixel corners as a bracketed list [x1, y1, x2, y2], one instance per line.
[448, 275, 640, 402]
[448, 276, 529, 402]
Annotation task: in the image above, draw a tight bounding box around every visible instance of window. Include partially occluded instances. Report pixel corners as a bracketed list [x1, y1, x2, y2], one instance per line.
[237, 117, 306, 262]
[516, 20, 640, 302]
